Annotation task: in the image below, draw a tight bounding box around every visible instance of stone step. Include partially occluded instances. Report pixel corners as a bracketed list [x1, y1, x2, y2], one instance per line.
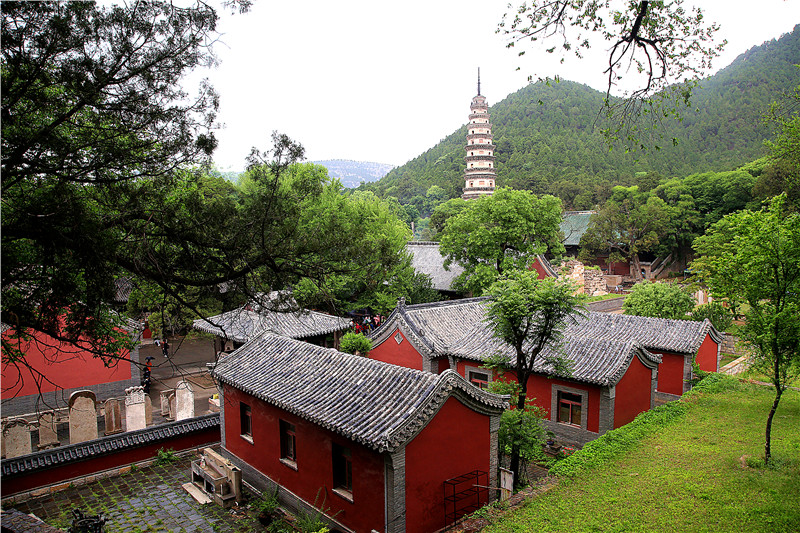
[181, 482, 212, 505]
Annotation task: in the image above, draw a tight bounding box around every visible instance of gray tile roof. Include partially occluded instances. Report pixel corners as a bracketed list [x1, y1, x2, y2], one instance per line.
[1, 414, 219, 477]
[192, 306, 349, 344]
[212, 332, 507, 453]
[407, 241, 464, 291]
[568, 312, 723, 354]
[561, 211, 595, 247]
[372, 298, 721, 385]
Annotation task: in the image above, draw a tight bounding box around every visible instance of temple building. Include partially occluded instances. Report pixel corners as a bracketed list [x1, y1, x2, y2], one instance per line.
[461, 69, 496, 200]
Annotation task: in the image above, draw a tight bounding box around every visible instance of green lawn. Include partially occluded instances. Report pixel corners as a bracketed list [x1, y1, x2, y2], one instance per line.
[484, 376, 800, 533]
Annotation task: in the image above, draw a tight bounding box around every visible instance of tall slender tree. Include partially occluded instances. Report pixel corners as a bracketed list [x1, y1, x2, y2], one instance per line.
[692, 194, 800, 463]
[484, 271, 585, 487]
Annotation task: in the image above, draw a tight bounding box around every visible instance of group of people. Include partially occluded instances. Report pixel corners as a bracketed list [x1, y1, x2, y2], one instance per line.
[141, 338, 170, 394]
[351, 315, 382, 334]
[154, 338, 170, 357]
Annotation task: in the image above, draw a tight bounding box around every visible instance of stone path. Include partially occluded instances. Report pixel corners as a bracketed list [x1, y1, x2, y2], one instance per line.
[6, 454, 267, 533]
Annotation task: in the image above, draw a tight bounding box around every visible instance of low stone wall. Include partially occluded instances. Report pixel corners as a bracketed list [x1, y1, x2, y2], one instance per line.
[720, 333, 748, 356]
[1, 413, 220, 498]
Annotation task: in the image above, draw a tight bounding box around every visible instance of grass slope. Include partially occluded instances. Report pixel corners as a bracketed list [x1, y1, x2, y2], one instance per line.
[485, 375, 800, 532]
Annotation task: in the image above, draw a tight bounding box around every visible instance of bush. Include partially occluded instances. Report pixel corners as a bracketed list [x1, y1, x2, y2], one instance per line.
[339, 332, 372, 356]
[623, 281, 694, 319]
[691, 301, 733, 331]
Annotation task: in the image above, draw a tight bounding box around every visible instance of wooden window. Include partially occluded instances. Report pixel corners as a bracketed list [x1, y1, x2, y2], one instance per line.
[280, 420, 296, 463]
[557, 392, 582, 426]
[332, 442, 353, 496]
[468, 370, 490, 389]
[240, 403, 252, 439]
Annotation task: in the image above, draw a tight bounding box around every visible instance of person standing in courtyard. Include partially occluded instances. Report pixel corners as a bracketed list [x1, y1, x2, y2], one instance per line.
[162, 338, 170, 358]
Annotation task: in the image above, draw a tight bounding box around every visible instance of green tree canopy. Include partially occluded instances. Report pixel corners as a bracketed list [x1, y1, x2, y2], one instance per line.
[440, 188, 564, 295]
[692, 194, 800, 463]
[579, 186, 674, 279]
[622, 281, 694, 320]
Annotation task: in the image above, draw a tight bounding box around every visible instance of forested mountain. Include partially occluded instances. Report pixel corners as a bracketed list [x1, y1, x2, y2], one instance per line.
[361, 25, 800, 209]
[313, 159, 395, 188]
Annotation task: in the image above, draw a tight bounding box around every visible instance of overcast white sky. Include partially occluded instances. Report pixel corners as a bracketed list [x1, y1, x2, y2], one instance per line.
[198, 1, 799, 171]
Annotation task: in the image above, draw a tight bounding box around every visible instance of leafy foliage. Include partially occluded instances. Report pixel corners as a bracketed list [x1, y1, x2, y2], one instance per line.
[692, 194, 800, 463]
[691, 301, 733, 332]
[622, 281, 694, 320]
[440, 188, 564, 295]
[579, 186, 675, 277]
[496, 400, 547, 488]
[498, 0, 726, 152]
[338, 332, 372, 356]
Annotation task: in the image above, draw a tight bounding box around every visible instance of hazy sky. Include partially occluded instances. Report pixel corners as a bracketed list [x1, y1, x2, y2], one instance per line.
[197, 1, 799, 170]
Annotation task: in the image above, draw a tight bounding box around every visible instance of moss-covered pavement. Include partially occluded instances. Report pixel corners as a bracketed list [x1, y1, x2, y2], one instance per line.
[5, 453, 266, 533]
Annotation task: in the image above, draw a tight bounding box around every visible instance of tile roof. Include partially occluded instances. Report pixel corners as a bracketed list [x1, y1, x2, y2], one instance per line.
[561, 211, 595, 247]
[372, 298, 721, 385]
[192, 306, 349, 344]
[1, 414, 219, 477]
[407, 241, 464, 291]
[212, 332, 507, 453]
[568, 312, 723, 354]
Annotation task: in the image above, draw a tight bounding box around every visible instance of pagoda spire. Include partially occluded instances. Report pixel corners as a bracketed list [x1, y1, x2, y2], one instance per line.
[461, 72, 496, 200]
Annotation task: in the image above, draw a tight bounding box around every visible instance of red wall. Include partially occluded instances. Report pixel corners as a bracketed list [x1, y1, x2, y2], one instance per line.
[472, 365, 600, 433]
[654, 351, 685, 396]
[696, 334, 719, 373]
[530, 257, 552, 279]
[405, 397, 491, 533]
[437, 358, 451, 373]
[2, 428, 219, 496]
[223, 386, 386, 533]
[590, 257, 630, 276]
[369, 328, 423, 370]
[613, 355, 653, 428]
[1, 329, 131, 400]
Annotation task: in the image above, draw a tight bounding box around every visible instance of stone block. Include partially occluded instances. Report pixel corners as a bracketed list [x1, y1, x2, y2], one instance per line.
[3, 419, 32, 458]
[68, 390, 98, 444]
[125, 386, 147, 431]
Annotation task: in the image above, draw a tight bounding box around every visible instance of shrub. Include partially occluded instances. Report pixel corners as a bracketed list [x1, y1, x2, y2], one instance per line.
[154, 447, 178, 465]
[691, 301, 733, 332]
[623, 281, 694, 319]
[339, 332, 372, 356]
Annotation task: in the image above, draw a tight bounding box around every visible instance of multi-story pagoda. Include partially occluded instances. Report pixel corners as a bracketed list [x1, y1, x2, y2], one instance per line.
[461, 69, 496, 200]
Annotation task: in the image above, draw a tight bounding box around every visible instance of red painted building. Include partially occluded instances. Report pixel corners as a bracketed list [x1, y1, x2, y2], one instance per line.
[212, 332, 506, 533]
[1, 320, 141, 417]
[369, 299, 660, 445]
[370, 298, 720, 444]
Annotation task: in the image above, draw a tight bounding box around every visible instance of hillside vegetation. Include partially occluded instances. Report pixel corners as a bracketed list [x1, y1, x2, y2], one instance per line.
[360, 25, 800, 209]
[481, 375, 800, 533]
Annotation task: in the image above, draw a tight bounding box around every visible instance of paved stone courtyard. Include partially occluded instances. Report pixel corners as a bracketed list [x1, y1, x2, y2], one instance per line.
[6, 454, 268, 532]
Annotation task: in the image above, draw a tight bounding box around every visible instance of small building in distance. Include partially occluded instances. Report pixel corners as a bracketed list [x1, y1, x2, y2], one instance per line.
[193, 302, 350, 354]
[212, 331, 507, 533]
[407, 241, 465, 298]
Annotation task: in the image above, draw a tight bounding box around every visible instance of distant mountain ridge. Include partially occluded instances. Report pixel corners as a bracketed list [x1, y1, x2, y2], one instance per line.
[360, 24, 800, 207]
[313, 159, 395, 188]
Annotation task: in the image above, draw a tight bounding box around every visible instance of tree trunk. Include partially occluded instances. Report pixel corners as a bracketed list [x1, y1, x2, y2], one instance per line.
[765, 388, 782, 464]
[510, 368, 529, 489]
[631, 253, 643, 281]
